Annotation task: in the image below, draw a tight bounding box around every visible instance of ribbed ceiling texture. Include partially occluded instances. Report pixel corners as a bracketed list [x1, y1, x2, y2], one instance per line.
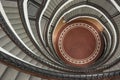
[0, 0, 120, 80]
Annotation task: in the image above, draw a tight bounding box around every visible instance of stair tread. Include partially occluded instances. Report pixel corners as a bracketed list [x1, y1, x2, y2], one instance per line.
[16, 72, 30, 80]
[0, 63, 7, 78]
[0, 68, 18, 80]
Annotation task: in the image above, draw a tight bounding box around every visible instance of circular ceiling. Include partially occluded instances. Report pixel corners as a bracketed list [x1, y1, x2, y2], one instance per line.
[53, 19, 104, 67]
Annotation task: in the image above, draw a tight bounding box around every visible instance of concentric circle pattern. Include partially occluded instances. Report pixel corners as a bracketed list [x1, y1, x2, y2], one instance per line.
[0, 0, 120, 80]
[53, 20, 104, 67]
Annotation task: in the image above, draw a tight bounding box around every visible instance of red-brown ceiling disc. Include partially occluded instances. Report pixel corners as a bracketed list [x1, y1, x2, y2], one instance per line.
[53, 20, 104, 67]
[62, 26, 96, 59]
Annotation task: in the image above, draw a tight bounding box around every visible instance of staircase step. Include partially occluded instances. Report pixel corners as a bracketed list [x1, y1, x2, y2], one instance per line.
[4, 7, 19, 13]
[0, 63, 7, 78]
[16, 72, 30, 80]
[0, 68, 18, 80]
[29, 76, 42, 80]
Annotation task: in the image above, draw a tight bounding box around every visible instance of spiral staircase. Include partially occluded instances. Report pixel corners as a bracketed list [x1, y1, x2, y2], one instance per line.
[0, 0, 120, 80]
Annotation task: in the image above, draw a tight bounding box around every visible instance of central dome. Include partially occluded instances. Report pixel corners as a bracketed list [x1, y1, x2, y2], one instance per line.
[53, 19, 104, 67]
[60, 23, 97, 59]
